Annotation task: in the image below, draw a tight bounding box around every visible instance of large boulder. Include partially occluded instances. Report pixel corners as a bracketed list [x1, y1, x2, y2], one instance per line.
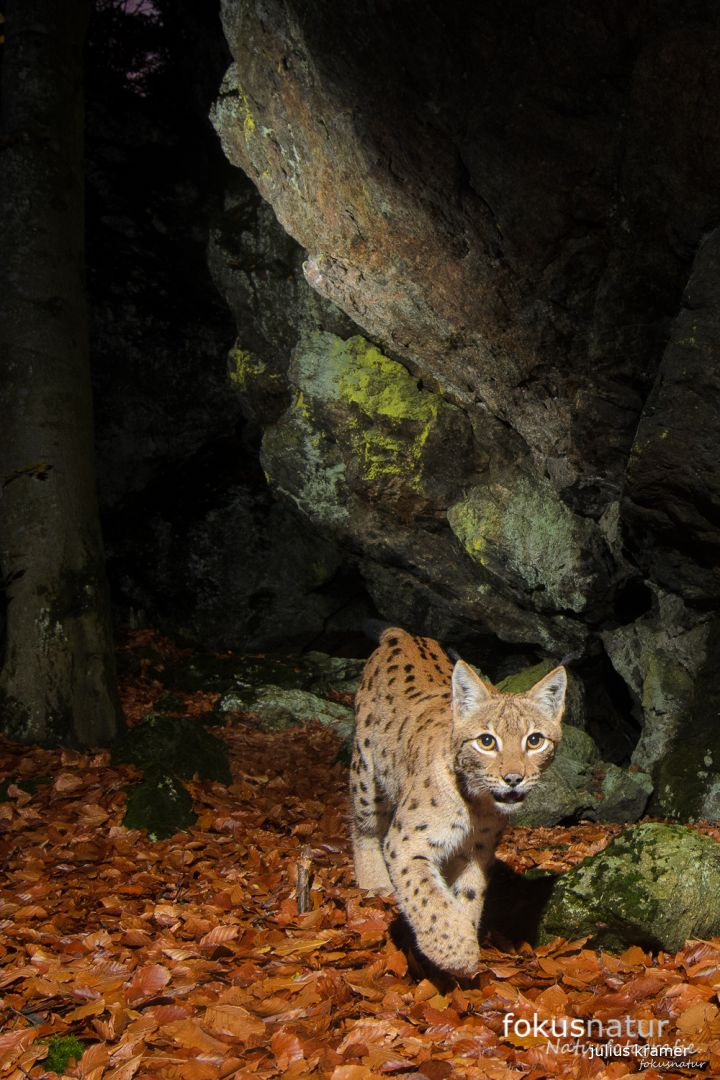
[537, 823, 720, 951]
[516, 726, 652, 826]
[604, 596, 720, 821]
[624, 229, 720, 603]
[260, 329, 603, 652]
[213, 0, 720, 520]
[603, 590, 710, 775]
[650, 618, 720, 822]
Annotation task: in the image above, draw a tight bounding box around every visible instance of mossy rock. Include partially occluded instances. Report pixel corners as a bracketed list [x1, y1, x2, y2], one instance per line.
[515, 727, 651, 825]
[496, 659, 586, 730]
[111, 714, 231, 785]
[496, 660, 557, 694]
[168, 649, 364, 698]
[537, 822, 720, 951]
[597, 764, 653, 823]
[219, 685, 354, 739]
[447, 474, 609, 615]
[123, 768, 197, 839]
[300, 652, 364, 695]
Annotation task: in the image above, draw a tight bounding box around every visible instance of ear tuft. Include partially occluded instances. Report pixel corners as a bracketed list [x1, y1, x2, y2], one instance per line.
[452, 660, 493, 718]
[527, 666, 567, 722]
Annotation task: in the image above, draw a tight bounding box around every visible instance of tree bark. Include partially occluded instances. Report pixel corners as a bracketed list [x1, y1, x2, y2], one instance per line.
[0, 0, 122, 745]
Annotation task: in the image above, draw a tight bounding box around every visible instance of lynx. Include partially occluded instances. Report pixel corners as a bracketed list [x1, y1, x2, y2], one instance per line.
[350, 627, 566, 976]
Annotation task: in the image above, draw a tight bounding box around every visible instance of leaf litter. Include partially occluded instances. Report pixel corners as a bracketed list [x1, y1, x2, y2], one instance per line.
[0, 633, 719, 1079]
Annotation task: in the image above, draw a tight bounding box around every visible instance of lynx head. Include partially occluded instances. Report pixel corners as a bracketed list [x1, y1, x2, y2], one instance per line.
[451, 661, 566, 809]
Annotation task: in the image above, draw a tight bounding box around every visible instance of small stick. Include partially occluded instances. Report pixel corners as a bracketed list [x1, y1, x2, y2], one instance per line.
[296, 845, 313, 913]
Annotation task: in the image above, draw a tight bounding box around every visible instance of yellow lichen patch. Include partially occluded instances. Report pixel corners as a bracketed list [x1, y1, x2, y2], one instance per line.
[236, 85, 256, 140]
[448, 477, 599, 612]
[334, 337, 438, 426]
[228, 346, 266, 389]
[292, 332, 447, 492]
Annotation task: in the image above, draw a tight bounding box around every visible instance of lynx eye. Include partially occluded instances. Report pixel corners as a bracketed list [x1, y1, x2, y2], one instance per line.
[474, 733, 497, 751]
[526, 732, 545, 749]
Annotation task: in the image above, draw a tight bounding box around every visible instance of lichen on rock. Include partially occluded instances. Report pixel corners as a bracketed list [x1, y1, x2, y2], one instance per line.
[220, 684, 354, 740]
[262, 402, 350, 528]
[537, 823, 720, 951]
[261, 329, 473, 533]
[447, 476, 612, 614]
[289, 330, 463, 497]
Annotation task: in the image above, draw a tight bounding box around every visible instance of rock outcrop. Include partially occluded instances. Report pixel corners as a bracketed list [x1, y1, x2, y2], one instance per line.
[208, 0, 720, 818]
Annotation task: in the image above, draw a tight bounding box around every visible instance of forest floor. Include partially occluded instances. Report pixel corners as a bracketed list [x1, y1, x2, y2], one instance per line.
[1, 635, 720, 1079]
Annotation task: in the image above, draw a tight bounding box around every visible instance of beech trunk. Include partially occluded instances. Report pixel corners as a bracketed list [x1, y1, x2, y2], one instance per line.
[0, 0, 122, 745]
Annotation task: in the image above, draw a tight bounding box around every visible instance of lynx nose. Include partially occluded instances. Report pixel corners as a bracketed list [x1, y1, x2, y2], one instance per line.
[503, 773, 523, 788]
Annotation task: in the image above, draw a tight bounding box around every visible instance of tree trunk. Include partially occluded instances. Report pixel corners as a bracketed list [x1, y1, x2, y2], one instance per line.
[0, 0, 122, 745]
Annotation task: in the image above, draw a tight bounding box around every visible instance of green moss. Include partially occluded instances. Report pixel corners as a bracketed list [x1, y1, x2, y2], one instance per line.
[122, 767, 197, 840]
[538, 823, 720, 951]
[447, 477, 594, 611]
[111, 714, 231, 785]
[496, 660, 556, 694]
[40, 1035, 85, 1074]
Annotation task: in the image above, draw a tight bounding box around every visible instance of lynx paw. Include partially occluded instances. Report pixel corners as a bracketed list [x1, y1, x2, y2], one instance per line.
[417, 931, 480, 977]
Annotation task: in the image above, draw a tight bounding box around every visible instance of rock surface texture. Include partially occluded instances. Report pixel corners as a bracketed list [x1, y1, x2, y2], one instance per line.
[537, 823, 720, 951]
[208, 0, 720, 820]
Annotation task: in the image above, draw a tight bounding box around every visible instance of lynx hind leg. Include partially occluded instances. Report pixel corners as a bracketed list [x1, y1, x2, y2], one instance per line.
[350, 742, 392, 893]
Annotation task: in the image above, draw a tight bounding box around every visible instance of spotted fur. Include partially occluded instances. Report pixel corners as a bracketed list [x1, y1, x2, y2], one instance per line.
[350, 627, 566, 976]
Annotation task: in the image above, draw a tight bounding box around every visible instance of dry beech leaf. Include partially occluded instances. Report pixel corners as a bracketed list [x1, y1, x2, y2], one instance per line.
[79, 1041, 110, 1073]
[54, 770, 85, 793]
[677, 1000, 719, 1033]
[125, 962, 171, 1004]
[271, 1030, 305, 1068]
[203, 1004, 266, 1041]
[199, 924, 239, 946]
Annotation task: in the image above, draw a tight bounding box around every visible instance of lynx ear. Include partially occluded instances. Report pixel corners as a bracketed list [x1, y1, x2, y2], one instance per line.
[452, 660, 493, 719]
[527, 666, 567, 722]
